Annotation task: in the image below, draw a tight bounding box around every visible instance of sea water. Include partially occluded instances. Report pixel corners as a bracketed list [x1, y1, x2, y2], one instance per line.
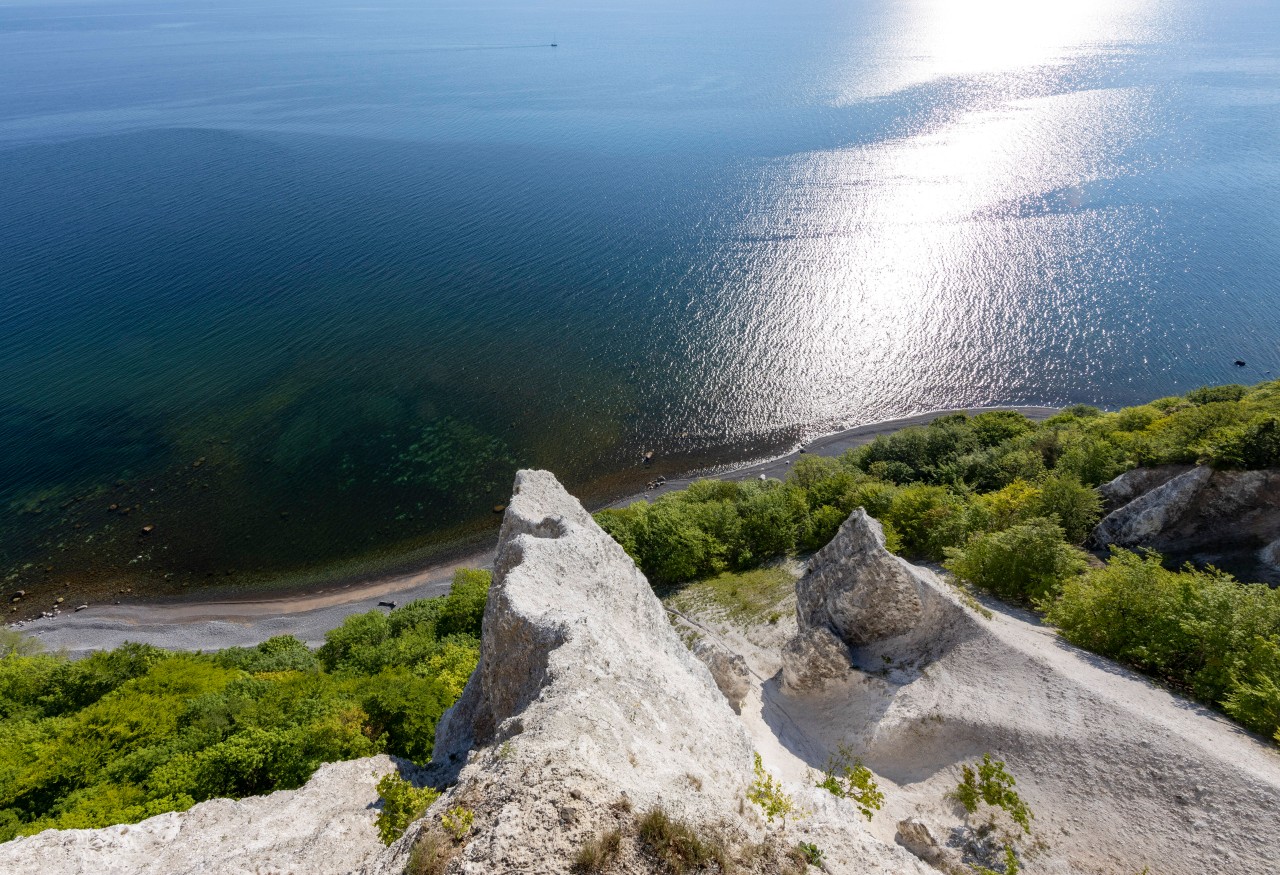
[1, 0, 1278, 595]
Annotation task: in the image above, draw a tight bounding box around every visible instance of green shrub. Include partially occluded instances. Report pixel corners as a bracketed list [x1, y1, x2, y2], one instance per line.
[813, 744, 884, 821]
[1205, 414, 1280, 469]
[375, 773, 440, 845]
[796, 841, 825, 866]
[1186, 384, 1248, 405]
[440, 805, 474, 841]
[1032, 474, 1102, 544]
[1223, 638, 1280, 742]
[948, 754, 1033, 834]
[747, 753, 798, 824]
[0, 573, 486, 838]
[944, 519, 1087, 604]
[1047, 549, 1280, 708]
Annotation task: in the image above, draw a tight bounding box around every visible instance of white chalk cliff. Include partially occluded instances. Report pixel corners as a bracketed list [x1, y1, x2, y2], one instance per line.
[4, 470, 1280, 875]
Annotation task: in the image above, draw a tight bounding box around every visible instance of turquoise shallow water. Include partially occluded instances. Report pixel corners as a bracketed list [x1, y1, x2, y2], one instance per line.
[2, 0, 1279, 598]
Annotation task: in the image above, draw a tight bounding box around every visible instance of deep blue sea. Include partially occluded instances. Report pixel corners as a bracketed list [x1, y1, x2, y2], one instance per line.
[2, 0, 1279, 597]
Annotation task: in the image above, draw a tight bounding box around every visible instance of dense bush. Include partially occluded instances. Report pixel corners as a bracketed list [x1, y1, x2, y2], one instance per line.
[0, 569, 488, 840]
[944, 519, 1088, 604]
[598, 380, 1280, 586]
[597, 380, 1280, 745]
[1047, 549, 1280, 742]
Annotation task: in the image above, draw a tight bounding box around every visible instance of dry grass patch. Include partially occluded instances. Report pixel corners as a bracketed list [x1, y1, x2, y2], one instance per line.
[663, 566, 797, 628]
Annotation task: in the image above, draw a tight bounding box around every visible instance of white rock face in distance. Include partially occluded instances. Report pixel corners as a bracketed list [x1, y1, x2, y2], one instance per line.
[1091, 464, 1280, 577]
[0, 755, 397, 875]
[782, 508, 944, 690]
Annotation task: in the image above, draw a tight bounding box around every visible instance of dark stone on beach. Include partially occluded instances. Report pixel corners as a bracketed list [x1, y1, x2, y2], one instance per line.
[378, 600, 397, 609]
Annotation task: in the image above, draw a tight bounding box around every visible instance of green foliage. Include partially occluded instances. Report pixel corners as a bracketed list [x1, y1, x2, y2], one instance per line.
[747, 753, 798, 824]
[637, 808, 730, 874]
[440, 805, 474, 841]
[813, 744, 884, 821]
[948, 754, 1034, 834]
[1204, 414, 1280, 469]
[969, 845, 1021, 875]
[1032, 474, 1102, 543]
[593, 381, 1280, 745]
[796, 841, 825, 866]
[0, 569, 488, 840]
[375, 772, 441, 845]
[1186, 384, 1248, 405]
[0, 630, 42, 658]
[1223, 637, 1280, 743]
[1048, 550, 1280, 740]
[944, 519, 1088, 604]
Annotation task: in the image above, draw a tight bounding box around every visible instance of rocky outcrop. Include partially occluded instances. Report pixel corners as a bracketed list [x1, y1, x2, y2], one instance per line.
[766, 507, 1280, 875]
[693, 639, 752, 714]
[0, 756, 399, 875]
[1091, 464, 1280, 579]
[1096, 464, 1193, 511]
[782, 508, 966, 690]
[795, 509, 925, 648]
[1091, 465, 1214, 547]
[374, 471, 932, 875]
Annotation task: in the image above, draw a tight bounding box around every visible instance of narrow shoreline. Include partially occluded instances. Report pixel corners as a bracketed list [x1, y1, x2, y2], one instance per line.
[14, 405, 1058, 654]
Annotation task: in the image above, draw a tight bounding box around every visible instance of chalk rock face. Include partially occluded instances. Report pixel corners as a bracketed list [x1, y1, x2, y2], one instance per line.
[693, 639, 752, 714]
[406, 469, 759, 871]
[796, 508, 926, 647]
[0, 756, 398, 875]
[1091, 465, 1280, 581]
[780, 508, 947, 692]
[1261, 537, 1280, 575]
[1091, 465, 1214, 547]
[895, 819, 946, 865]
[781, 626, 855, 691]
[1096, 464, 1193, 511]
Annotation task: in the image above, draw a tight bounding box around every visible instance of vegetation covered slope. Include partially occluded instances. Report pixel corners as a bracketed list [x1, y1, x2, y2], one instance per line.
[596, 380, 1280, 743]
[0, 569, 489, 841]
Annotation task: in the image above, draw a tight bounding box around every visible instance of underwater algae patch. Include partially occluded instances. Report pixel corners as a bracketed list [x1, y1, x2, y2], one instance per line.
[1, 381, 525, 617]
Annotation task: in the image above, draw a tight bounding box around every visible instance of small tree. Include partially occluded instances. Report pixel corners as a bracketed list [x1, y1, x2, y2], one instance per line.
[944, 518, 1087, 604]
[813, 744, 884, 821]
[948, 754, 1033, 834]
[747, 754, 798, 825]
[375, 773, 440, 845]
